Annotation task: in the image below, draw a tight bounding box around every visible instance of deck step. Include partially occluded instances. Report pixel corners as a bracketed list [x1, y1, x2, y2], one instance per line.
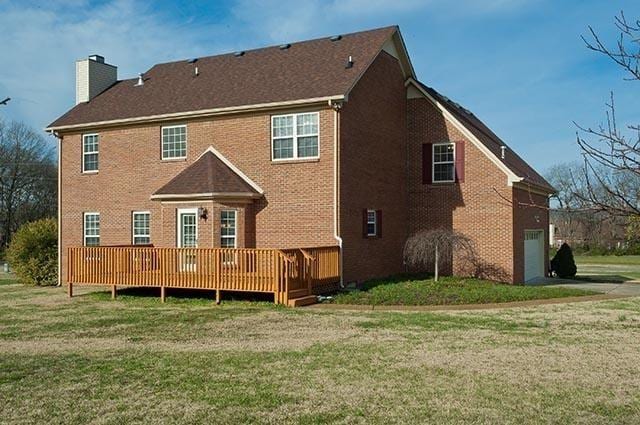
[287, 295, 317, 307]
[288, 288, 309, 299]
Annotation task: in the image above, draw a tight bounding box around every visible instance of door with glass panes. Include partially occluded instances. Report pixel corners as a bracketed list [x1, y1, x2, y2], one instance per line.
[177, 208, 198, 271]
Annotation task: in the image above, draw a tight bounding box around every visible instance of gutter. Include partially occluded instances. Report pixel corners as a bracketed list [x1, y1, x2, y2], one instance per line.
[46, 95, 345, 132]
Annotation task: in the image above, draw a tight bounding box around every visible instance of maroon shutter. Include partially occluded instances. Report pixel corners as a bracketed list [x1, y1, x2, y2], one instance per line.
[362, 209, 368, 238]
[455, 141, 465, 183]
[422, 144, 432, 184]
[376, 210, 382, 238]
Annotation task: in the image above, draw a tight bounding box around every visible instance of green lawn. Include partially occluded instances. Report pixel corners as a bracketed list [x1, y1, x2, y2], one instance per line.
[575, 255, 640, 265]
[332, 275, 595, 306]
[574, 255, 640, 282]
[3, 281, 640, 424]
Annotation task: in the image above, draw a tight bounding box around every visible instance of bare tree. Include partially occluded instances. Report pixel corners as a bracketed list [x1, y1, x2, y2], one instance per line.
[575, 11, 640, 216]
[403, 229, 474, 282]
[0, 119, 57, 248]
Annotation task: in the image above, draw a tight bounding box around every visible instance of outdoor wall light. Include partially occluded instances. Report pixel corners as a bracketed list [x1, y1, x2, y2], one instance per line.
[198, 207, 208, 220]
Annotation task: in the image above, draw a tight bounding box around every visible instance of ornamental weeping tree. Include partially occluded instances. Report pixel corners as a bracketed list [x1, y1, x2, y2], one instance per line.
[403, 229, 474, 282]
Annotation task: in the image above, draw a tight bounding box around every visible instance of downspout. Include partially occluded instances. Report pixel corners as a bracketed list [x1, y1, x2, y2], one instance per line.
[52, 131, 62, 287]
[330, 100, 344, 287]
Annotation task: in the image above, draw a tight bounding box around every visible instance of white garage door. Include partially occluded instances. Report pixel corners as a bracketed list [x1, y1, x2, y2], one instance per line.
[524, 230, 544, 282]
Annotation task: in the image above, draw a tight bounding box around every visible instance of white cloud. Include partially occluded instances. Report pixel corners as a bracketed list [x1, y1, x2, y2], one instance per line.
[0, 0, 230, 132]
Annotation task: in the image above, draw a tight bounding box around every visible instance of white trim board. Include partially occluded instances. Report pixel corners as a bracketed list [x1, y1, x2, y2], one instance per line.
[46, 95, 345, 132]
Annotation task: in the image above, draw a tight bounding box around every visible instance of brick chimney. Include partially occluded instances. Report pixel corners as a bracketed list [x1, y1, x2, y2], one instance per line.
[75, 55, 117, 105]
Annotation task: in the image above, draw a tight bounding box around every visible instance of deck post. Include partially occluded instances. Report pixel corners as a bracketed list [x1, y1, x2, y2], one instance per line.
[215, 289, 221, 305]
[67, 282, 73, 298]
[111, 285, 117, 299]
[160, 286, 166, 303]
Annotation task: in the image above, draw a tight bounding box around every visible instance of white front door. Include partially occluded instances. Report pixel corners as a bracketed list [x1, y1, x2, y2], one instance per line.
[524, 230, 544, 282]
[177, 208, 198, 271]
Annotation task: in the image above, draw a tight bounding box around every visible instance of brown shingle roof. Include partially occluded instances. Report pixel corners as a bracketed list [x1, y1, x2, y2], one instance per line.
[152, 149, 261, 199]
[415, 81, 554, 193]
[49, 26, 398, 128]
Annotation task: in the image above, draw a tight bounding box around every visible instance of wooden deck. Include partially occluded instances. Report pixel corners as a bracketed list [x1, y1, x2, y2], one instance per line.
[67, 246, 340, 306]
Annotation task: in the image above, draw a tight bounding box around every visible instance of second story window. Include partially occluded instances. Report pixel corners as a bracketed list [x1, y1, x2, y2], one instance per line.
[162, 125, 187, 160]
[272, 112, 319, 160]
[433, 143, 455, 183]
[82, 134, 99, 173]
[132, 211, 151, 245]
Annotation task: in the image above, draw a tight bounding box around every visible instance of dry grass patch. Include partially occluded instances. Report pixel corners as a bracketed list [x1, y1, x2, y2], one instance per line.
[1, 283, 640, 424]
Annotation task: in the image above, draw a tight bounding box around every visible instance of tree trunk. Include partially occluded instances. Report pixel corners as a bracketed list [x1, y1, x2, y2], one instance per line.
[434, 243, 439, 282]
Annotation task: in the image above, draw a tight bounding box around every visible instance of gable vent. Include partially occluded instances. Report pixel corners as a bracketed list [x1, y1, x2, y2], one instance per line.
[279, 43, 291, 50]
[330, 35, 342, 42]
[234, 51, 245, 57]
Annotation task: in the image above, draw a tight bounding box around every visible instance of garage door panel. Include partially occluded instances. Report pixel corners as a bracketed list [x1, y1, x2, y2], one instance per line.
[524, 230, 544, 282]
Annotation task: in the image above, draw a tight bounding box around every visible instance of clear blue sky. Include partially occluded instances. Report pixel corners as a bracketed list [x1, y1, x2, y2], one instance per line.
[0, 0, 638, 174]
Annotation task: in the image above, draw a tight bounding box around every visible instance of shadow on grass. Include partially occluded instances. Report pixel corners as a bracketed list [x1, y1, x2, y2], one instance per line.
[82, 286, 278, 305]
[573, 274, 632, 284]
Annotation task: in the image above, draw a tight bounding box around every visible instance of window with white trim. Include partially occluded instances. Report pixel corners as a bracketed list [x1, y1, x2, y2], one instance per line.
[366, 210, 377, 237]
[161, 125, 187, 159]
[272, 112, 319, 160]
[220, 210, 237, 248]
[83, 213, 100, 246]
[433, 143, 455, 183]
[82, 134, 99, 172]
[132, 211, 151, 245]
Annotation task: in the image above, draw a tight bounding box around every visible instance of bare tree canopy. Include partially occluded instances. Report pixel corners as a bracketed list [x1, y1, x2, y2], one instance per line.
[403, 229, 474, 281]
[575, 11, 640, 216]
[0, 119, 57, 248]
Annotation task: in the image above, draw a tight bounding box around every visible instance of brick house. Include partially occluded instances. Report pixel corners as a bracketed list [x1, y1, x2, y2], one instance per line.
[47, 26, 553, 300]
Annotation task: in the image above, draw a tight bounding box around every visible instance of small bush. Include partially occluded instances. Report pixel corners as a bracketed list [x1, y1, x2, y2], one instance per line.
[7, 218, 57, 286]
[550, 242, 577, 279]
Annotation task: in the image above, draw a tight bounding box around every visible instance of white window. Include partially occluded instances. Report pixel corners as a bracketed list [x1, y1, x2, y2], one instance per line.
[221, 210, 237, 248]
[433, 143, 455, 183]
[162, 125, 187, 160]
[83, 212, 100, 246]
[82, 134, 99, 173]
[366, 210, 377, 237]
[132, 211, 151, 245]
[271, 112, 319, 160]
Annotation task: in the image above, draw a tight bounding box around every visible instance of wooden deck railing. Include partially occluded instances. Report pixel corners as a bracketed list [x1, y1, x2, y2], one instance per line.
[67, 245, 340, 305]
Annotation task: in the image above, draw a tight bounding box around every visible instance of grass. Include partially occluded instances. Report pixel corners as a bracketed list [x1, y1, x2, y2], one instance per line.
[2, 281, 640, 424]
[574, 255, 640, 282]
[575, 255, 640, 265]
[331, 275, 596, 306]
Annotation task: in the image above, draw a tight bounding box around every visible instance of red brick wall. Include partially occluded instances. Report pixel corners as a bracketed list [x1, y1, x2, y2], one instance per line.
[339, 51, 408, 283]
[512, 188, 550, 283]
[59, 108, 336, 284]
[407, 96, 515, 282]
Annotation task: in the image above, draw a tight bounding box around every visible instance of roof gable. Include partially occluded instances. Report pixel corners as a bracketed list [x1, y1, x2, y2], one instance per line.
[49, 26, 409, 129]
[407, 79, 554, 193]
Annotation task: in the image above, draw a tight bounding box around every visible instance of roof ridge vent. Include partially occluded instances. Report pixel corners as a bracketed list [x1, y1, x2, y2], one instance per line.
[234, 51, 245, 57]
[135, 73, 144, 87]
[330, 35, 342, 42]
[279, 43, 291, 50]
[187, 58, 198, 63]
